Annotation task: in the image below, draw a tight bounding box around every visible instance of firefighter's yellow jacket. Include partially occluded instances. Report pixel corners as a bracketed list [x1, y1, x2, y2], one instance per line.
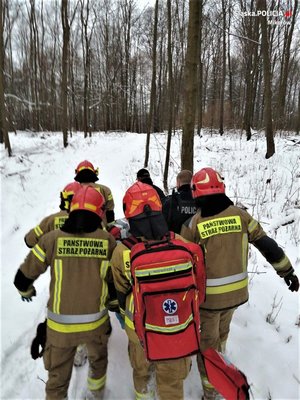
[16, 228, 117, 347]
[24, 210, 68, 248]
[180, 205, 293, 310]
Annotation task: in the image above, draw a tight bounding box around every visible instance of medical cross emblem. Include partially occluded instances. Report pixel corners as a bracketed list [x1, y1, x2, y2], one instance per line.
[163, 299, 178, 315]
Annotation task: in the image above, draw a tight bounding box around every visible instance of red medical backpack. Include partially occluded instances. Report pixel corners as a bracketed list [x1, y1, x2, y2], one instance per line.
[129, 233, 206, 361]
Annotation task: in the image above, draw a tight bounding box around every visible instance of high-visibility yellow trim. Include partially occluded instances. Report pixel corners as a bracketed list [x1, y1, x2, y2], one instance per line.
[54, 216, 68, 230]
[84, 202, 97, 211]
[100, 260, 109, 279]
[120, 307, 125, 316]
[135, 262, 192, 278]
[47, 314, 109, 333]
[53, 260, 63, 313]
[34, 225, 43, 237]
[56, 237, 108, 258]
[77, 166, 98, 174]
[242, 233, 248, 272]
[125, 315, 135, 329]
[32, 244, 46, 263]
[206, 272, 247, 286]
[18, 287, 34, 297]
[248, 218, 258, 234]
[123, 249, 132, 282]
[135, 389, 155, 400]
[206, 277, 248, 295]
[125, 294, 135, 329]
[201, 375, 215, 389]
[100, 261, 109, 310]
[48, 310, 106, 323]
[197, 216, 242, 239]
[145, 314, 193, 333]
[87, 374, 106, 391]
[272, 255, 290, 271]
[107, 194, 113, 201]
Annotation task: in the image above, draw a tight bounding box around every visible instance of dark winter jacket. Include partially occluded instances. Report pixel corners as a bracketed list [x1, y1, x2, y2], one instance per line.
[163, 184, 196, 233]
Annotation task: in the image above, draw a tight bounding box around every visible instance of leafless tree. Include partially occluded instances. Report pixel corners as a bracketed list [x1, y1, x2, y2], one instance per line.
[163, 0, 173, 193]
[257, 0, 275, 158]
[181, 0, 200, 172]
[61, 0, 69, 147]
[0, 0, 12, 155]
[144, 0, 159, 168]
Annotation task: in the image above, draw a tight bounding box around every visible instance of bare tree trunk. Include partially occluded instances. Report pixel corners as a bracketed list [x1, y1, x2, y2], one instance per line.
[219, 0, 226, 136]
[257, 0, 275, 159]
[241, 0, 259, 140]
[163, 0, 173, 194]
[196, 0, 203, 136]
[181, 0, 200, 172]
[144, 0, 159, 168]
[296, 88, 300, 135]
[276, 0, 298, 130]
[61, 0, 69, 148]
[0, 0, 12, 155]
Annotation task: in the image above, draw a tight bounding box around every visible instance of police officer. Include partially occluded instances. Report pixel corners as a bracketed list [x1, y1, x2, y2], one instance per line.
[14, 186, 117, 400]
[180, 167, 299, 400]
[163, 170, 196, 233]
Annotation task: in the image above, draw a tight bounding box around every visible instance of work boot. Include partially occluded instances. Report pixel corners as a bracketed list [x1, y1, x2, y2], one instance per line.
[73, 344, 88, 367]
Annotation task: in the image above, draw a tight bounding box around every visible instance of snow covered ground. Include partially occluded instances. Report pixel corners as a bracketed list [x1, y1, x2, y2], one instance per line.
[1, 130, 299, 400]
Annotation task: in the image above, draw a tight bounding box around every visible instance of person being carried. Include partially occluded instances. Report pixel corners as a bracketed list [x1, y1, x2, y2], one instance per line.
[163, 169, 196, 233]
[111, 181, 206, 400]
[14, 186, 117, 400]
[180, 167, 299, 400]
[75, 160, 115, 227]
[136, 168, 166, 202]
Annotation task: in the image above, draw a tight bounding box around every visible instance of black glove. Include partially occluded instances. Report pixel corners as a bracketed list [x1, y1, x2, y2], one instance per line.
[21, 286, 36, 302]
[284, 270, 299, 292]
[31, 320, 47, 360]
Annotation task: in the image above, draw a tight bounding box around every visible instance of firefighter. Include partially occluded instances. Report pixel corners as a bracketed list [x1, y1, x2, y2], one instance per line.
[111, 182, 195, 400]
[162, 170, 196, 233]
[24, 181, 88, 367]
[180, 167, 299, 400]
[24, 181, 81, 248]
[74, 160, 115, 227]
[136, 168, 166, 202]
[14, 186, 117, 400]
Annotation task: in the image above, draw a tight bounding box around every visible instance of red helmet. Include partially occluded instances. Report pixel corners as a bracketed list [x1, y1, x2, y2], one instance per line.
[61, 181, 82, 211]
[75, 160, 98, 176]
[123, 182, 162, 219]
[191, 168, 225, 198]
[70, 185, 105, 218]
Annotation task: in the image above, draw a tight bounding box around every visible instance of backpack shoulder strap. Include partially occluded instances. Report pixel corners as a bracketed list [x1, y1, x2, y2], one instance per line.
[121, 235, 139, 249]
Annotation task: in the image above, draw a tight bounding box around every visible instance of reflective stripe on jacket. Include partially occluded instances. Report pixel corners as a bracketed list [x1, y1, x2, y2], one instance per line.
[19, 228, 117, 346]
[24, 210, 68, 248]
[181, 205, 266, 310]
